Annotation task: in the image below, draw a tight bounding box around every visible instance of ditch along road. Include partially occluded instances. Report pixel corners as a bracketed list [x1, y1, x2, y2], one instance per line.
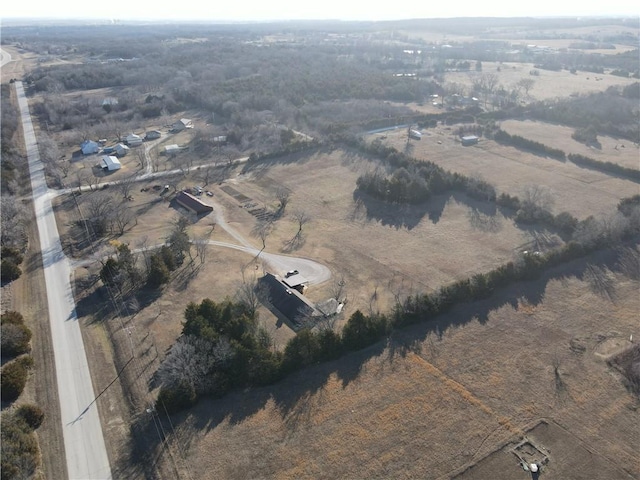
[15, 81, 112, 480]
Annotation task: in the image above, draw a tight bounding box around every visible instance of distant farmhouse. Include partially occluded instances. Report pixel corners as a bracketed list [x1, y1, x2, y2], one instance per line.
[175, 191, 213, 215]
[100, 155, 122, 171]
[171, 118, 193, 132]
[81, 140, 100, 155]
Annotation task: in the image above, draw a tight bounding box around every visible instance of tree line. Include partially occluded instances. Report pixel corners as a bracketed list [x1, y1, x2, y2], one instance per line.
[156, 196, 640, 414]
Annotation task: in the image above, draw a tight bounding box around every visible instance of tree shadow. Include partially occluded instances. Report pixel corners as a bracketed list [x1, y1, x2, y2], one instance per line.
[144, 245, 627, 464]
[353, 190, 499, 229]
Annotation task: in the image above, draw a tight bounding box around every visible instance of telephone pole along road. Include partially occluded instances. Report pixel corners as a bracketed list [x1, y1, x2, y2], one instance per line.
[15, 81, 112, 480]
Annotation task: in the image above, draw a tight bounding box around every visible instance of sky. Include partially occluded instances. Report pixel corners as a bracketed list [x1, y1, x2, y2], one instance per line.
[1, 0, 638, 23]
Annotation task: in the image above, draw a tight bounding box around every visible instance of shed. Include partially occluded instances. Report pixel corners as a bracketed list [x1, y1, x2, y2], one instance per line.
[81, 140, 100, 155]
[100, 155, 122, 171]
[171, 118, 193, 131]
[259, 273, 321, 328]
[461, 135, 479, 146]
[114, 143, 130, 157]
[164, 144, 183, 155]
[125, 133, 143, 147]
[175, 191, 213, 215]
[144, 130, 161, 140]
[409, 129, 422, 140]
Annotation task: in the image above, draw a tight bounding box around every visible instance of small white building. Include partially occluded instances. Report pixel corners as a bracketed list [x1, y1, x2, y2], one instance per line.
[164, 144, 183, 155]
[100, 155, 122, 171]
[81, 140, 100, 155]
[125, 133, 143, 147]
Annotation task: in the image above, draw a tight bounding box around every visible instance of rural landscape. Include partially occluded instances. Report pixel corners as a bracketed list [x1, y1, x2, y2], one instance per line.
[1, 15, 639, 480]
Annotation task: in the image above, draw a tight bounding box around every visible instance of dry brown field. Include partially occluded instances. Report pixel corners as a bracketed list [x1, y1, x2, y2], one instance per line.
[58, 146, 538, 357]
[156, 259, 640, 480]
[500, 119, 640, 170]
[444, 61, 637, 101]
[377, 128, 639, 220]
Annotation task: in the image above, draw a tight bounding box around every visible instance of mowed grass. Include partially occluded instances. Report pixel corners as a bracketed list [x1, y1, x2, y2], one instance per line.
[163, 263, 640, 480]
[379, 128, 639, 219]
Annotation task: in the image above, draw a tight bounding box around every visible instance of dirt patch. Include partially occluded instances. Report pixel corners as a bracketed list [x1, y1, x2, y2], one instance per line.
[454, 419, 634, 480]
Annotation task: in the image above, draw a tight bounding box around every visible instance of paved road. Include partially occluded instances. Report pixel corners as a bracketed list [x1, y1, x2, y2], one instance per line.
[15, 81, 112, 480]
[0, 47, 12, 68]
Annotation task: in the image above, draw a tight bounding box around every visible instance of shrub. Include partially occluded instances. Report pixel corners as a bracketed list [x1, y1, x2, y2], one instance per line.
[1, 358, 31, 402]
[1, 259, 22, 283]
[156, 380, 197, 414]
[15, 404, 45, 430]
[1, 323, 32, 357]
[1, 311, 24, 325]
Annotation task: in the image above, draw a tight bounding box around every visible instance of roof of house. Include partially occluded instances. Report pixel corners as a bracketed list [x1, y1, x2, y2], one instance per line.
[259, 273, 320, 327]
[175, 191, 213, 214]
[100, 155, 122, 170]
[282, 273, 309, 288]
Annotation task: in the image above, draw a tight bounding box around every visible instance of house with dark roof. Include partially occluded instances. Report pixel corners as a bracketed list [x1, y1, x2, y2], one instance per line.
[175, 191, 213, 215]
[259, 273, 321, 329]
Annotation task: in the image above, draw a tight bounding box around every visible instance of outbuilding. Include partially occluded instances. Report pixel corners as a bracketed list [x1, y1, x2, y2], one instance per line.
[175, 191, 213, 215]
[100, 155, 122, 171]
[144, 130, 161, 140]
[81, 140, 100, 155]
[114, 143, 130, 157]
[461, 135, 479, 146]
[171, 118, 193, 132]
[125, 133, 143, 147]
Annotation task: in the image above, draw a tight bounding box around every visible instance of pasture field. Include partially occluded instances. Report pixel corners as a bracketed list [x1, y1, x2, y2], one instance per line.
[156, 259, 640, 479]
[499, 119, 640, 170]
[378, 127, 639, 219]
[443, 61, 637, 102]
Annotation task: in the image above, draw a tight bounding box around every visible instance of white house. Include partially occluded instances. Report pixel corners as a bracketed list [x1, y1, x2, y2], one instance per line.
[81, 140, 100, 155]
[100, 155, 122, 171]
[125, 133, 143, 147]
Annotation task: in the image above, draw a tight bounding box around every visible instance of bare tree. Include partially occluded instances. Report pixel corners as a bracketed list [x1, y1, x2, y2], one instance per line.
[517, 78, 536, 98]
[520, 184, 554, 218]
[236, 267, 265, 319]
[292, 209, 311, 235]
[156, 335, 234, 395]
[616, 245, 640, 280]
[112, 205, 137, 235]
[117, 175, 137, 201]
[135, 148, 146, 171]
[330, 274, 347, 302]
[193, 236, 209, 265]
[275, 187, 291, 216]
[253, 220, 273, 251]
